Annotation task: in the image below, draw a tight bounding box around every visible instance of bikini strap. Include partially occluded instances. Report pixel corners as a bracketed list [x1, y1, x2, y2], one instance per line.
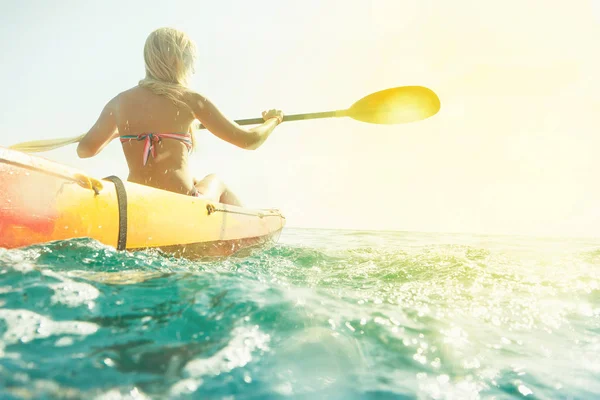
[120, 132, 193, 166]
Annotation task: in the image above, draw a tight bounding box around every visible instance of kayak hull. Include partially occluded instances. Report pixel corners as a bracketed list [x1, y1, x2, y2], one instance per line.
[0, 147, 285, 258]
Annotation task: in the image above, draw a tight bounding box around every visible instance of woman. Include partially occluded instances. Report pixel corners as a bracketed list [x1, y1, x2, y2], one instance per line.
[76, 27, 284, 206]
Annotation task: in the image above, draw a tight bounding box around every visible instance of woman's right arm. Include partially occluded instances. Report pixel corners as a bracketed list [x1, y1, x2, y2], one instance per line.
[187, 92, 283, 150]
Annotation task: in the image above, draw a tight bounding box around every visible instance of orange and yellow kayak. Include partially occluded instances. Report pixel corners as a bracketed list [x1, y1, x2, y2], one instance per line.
[0, 147, 285, 258]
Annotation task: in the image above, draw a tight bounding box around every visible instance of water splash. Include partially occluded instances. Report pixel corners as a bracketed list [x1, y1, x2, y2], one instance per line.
[0, 230, 599, 398]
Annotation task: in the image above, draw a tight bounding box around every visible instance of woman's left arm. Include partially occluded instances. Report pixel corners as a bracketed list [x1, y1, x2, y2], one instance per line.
[77, 96, 119, 158]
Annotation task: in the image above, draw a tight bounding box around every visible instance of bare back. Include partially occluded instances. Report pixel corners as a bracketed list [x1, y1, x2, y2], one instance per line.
[78, 84, 283, 201]
[116, 86, 197, 195]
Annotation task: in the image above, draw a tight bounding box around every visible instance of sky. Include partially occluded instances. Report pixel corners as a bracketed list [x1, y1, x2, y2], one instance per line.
[1, 0, 599, 238]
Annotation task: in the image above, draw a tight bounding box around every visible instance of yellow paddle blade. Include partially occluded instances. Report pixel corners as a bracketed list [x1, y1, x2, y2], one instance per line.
[9, 134, 85, 153]
[347, 86, 440, 125]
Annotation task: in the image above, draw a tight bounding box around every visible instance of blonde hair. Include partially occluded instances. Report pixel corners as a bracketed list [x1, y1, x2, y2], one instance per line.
[139, 27, 199, 150]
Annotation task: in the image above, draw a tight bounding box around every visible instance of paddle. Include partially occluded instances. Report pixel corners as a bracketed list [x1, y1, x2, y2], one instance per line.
[9, 86, 440, 153]
[196, 86, 440, 129]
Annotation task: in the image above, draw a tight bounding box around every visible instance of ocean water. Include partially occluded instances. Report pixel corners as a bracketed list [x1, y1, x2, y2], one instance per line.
[0, 228, 599, 400]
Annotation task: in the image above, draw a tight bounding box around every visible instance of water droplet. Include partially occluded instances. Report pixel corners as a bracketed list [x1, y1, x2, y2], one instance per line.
[328, 319, 336, 330]
[345, 321, 355, 332]
[104, 358, 115, 367]
[518, 384, 533, 396]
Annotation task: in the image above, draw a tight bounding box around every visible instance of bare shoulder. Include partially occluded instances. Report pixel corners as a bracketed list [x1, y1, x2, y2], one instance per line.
[116, 86, 146, 101]
[99, 87, 139, 109]
[94, 93, 122, 116]
[183, 90, 215, 115]
[183, 89, 202, 104]
[109, 86, 157, 111]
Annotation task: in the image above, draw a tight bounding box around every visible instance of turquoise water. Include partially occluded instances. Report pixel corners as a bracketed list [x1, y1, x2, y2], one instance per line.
[0, 228, 599, 399]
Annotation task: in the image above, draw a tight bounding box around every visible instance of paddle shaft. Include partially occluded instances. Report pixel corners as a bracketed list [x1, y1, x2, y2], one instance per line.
[196, 109, 348, 129]
[9, 85, 440, 152]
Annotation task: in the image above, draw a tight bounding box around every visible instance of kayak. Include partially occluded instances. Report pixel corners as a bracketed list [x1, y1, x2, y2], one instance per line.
[0, 147, 285, 258]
